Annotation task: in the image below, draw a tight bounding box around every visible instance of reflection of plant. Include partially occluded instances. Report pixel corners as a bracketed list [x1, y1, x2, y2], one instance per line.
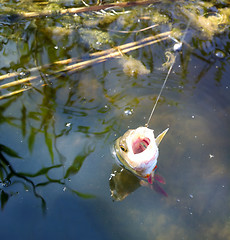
[64, 144, 95, 179]
[0, 143, 95, 213]
[0, 0, 229, 214]
[0, 144, 47, 212]
[1, 0, 229, 99]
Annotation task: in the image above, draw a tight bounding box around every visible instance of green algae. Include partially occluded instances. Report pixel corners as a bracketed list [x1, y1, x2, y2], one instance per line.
[119, 55, 150, 77]
[78, 28, 113, 49]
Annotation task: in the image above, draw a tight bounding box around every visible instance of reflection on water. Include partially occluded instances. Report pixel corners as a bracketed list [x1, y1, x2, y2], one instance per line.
[109, 165, 141, 201]
[109, 164, 167, 201]
[0, 0, 230, 239]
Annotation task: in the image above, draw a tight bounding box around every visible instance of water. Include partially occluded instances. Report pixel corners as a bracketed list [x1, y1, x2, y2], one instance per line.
[0, 1, 230, 239]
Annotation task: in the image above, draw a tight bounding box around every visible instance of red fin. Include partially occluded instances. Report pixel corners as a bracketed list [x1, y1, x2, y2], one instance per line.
[151, 182, 168, 197]
[147, 174, 153, 184]
[147, 165, 157, 184]
[153, 173, 166, 184]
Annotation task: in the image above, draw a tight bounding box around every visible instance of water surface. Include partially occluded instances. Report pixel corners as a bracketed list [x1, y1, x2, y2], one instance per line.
[0, 0, 230, 239]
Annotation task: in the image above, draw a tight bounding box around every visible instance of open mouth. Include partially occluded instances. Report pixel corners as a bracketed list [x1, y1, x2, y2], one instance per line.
[132, 137, 150, 154]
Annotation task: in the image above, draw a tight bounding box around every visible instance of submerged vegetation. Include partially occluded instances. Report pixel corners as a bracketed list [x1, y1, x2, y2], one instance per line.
[0, 1, 229, 98]
[0, 0, 230, 238]
[0, 0, 229, 199]
[119, 55, 150, 76]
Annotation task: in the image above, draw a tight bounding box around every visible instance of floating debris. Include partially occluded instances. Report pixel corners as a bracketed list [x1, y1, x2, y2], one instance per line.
[124, 107, 134, 116]
[119, 55, 150, 77]
[161, 51, 176, 70]
[181, 8, 229, 39]
[79, 28, 112, 50]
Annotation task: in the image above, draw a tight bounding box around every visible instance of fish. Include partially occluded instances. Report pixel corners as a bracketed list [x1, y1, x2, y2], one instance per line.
[114, 126, 168, 183]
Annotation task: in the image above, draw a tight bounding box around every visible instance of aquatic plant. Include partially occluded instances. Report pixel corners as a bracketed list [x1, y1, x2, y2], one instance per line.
[119, 55, 150, 77]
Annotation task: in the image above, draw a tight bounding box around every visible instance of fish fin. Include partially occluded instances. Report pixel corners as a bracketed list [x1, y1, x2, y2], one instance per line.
[147, 167, 157, 184]
[147, 175, 153, 184]
[155, 128, 169, 146]
[151, 182, 168, 197]
[153, 173, 166, 184]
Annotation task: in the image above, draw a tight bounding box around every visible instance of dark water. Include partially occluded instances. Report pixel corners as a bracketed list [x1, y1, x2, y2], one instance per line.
[0, 0, 230, 239]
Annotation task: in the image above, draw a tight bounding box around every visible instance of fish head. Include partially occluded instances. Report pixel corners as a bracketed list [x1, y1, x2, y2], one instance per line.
[114, 126, 168, 178]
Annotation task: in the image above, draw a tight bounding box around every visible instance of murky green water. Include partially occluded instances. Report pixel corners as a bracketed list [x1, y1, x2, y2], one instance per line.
[0, 0, 230, 239]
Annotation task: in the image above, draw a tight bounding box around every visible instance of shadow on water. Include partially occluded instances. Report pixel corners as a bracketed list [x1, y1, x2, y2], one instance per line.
[0, 0, 230, 239]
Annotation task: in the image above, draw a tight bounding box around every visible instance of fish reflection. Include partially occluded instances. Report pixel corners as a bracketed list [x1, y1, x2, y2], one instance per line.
[109, 164, 167, 201]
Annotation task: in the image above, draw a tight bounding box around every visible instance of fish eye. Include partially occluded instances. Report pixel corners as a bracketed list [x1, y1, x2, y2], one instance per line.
[120, 145, 127, 152]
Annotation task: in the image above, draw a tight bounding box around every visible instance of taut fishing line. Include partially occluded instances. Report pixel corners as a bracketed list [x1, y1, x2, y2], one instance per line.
[145, 19, 191, 128]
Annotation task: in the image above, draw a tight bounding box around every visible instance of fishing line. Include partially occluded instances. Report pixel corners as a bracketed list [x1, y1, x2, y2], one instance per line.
[145, 19, 191, 127]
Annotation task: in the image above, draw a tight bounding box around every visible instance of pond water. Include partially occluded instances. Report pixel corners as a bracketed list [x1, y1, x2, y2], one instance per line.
[0, 0, 230, 239]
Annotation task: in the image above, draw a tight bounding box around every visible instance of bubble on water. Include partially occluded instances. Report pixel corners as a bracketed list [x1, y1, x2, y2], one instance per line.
[1, 179, 11, 187]
[96, 41, 102, 46]
[214, 49, 226, 59]
[22, 85, 29, 89]
[18, 70, 30, 79]
[65, 122, 72, 128]
[124, 108, 134, 116]
[19, 71, 26, 76]
[98, 104, 111, 113]
[173, 42, 182, 52]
